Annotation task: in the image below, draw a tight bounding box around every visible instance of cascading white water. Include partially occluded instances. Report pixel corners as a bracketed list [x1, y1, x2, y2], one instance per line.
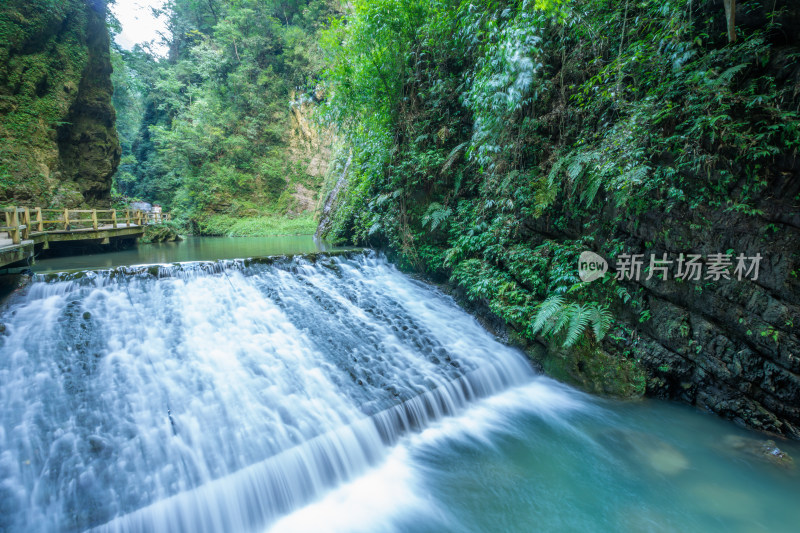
[0, 252, 577, 532]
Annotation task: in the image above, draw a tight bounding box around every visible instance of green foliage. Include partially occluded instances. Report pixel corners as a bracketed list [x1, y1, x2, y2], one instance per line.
[0, 0, 91, 203]
[197, 214, 318, 237]
[111, 0, 341, 228]
[140, 220, 184, 243]
[530, 295, 613, 348]
[318, 0, 798, 361]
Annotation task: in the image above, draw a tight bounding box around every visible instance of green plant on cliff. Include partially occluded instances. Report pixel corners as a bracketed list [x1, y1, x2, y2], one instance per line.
[318, 0, 799, 393]
[1, 0, 119, 206]
[111, 0, 342, 231]
[139, 220, 184, 243]
[531, 295, 613, 348]
[198, 213, 318, 236]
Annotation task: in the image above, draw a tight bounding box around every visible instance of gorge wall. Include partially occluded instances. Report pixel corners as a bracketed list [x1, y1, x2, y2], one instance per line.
[0, 0, 119, 207]
[520, 166, 800, 439]
[318, 0, 800, 438]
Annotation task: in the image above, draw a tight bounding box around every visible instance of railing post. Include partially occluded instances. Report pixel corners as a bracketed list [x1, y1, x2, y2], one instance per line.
[4, 208, 11, 244]
[63, 209, 70, 231]
[10, 207, 20, 244]
[21, 208, 30, 240]
[125, 209, 131, 227]
[112, 210, 117, 229]
[35, 207, 43, 232]
[137, 210, 142, 225]
[91, 209, 98, 231]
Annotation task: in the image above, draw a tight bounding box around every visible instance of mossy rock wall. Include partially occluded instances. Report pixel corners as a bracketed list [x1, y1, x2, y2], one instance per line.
[318, 0, 800, 438]
[0, 0, 119, 207]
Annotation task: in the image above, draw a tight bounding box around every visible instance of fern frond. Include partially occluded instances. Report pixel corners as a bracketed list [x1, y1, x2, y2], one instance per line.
[567, 159, 585, 180]
[581, 172, 603, 207]
[563, 304, 590, 347]
[588, 304, 613, 341]
[712, 63, 747, 87]
[549, 304, 573, 336]
[441, 142, 469, 174]
[546, 157, 567, 187]
[534, 178, 559, 214]
[626, 165, 649, 185]
[530, 295, 565, 335]
[533, 297, 610, 347]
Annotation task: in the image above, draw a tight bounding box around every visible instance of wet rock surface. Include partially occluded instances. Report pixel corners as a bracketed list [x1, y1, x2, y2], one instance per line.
[519, 183, 800, 438]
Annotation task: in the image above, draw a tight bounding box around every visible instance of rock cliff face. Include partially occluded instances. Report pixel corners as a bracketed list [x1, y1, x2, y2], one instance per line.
[287, 91, 334, 214]
[519, 166, 800, 438]
[0, 0, 119, 207]
[519, 4, 800, 438]
[318, 0, 800, 439]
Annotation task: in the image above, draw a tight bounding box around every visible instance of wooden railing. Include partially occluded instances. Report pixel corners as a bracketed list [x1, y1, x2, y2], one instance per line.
[0, 206, 171, 245]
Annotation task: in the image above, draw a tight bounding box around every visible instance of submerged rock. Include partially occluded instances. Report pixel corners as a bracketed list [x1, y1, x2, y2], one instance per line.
[721, 434, 796, 469]
[688, 483, 763, 522]
[644, 443, 690, 475]
[601, 429, 690, 476]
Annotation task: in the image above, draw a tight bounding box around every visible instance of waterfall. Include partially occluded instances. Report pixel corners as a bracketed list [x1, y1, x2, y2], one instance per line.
[0, 252, 572, 532]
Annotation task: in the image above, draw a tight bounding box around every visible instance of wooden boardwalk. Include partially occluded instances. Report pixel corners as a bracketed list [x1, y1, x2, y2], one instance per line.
[0, 207, 171, 270]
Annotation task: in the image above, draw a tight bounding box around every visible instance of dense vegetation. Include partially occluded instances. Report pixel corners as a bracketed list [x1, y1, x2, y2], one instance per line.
[111, 0, 340, 234]
[0, 0, 119, 206]
[318, 0, 799, 394]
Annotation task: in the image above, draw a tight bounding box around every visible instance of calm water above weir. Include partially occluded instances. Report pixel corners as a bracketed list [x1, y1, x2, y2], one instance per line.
[31, 235, 343, 273]
[1, 247, 798, 532]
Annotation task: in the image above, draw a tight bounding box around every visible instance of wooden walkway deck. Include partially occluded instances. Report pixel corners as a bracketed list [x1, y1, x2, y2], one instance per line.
[0, 207, 172, 270]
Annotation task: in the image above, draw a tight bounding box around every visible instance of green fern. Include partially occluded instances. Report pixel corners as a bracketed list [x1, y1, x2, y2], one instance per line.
[581, 172, 603, 207]
[441, 142, 469, 174]
[710, 63, 747, 88]
[588, 304, 613, 341]
[567, 158, 585, 180]
[534, 177, 559, 214]
[422, 202, 452, 231]
[530, 295, 565, 334]
[564, 304, 591, 347]
[531, 295, 613, 347]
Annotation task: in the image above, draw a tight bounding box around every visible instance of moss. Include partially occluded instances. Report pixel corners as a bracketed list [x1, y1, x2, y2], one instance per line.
[528, 339, 646, 399]
[139, 223, 183, 244]
[0, 0, 118, 207]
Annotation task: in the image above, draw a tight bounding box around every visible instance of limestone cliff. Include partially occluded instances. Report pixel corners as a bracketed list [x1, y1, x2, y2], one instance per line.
[0, 0, 119, 207]
[287, 90, 333, 214]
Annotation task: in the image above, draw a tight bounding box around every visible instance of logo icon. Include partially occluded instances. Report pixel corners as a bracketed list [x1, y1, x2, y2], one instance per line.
[578, 251, 608, 282]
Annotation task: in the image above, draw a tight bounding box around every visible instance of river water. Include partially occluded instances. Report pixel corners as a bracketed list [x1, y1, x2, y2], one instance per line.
[1, 241, 798, 532]
[31, 236, 342, 273]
